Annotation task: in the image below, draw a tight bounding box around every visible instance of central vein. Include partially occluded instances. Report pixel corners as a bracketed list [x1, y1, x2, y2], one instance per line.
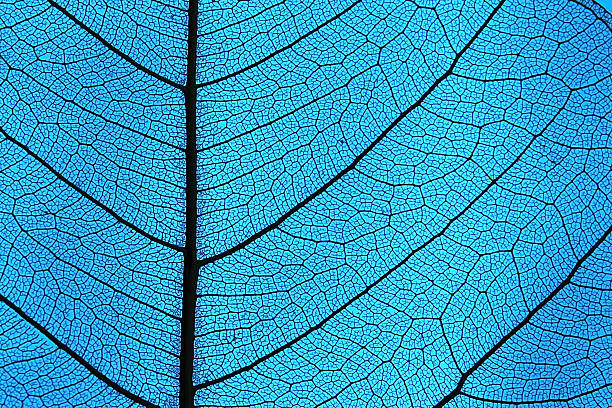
[180, 0, 200, 407]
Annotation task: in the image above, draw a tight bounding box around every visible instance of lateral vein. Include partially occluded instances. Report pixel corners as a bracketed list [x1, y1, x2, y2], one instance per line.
[47, 0, 184, 90]
[0, 294, 160, 408]
[1, 127, 184, 252]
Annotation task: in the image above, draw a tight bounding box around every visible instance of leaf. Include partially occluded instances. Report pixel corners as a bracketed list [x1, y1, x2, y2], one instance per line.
[0, 0, 611, 407]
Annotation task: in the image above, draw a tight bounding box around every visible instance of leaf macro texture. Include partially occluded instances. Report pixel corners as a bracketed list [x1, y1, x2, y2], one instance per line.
[0, 0, 611, 407]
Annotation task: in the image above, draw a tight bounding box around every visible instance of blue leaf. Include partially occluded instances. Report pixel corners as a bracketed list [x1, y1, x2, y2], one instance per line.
[0, 0, 611, 407]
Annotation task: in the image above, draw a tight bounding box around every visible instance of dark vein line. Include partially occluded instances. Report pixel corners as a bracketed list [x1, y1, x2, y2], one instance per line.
[195, 0, 362, 88]
[195, 41, 579, 388]
[14, 223, 181, 320]
[47, 0, 184, 90]
[0, 294, 159, 408]
[0, 127, 183, 252]
[0, 55, 184, 151]
[571, 0, 612, 33]
[433, 224, 612, 408]
[197, 0, 505, 267]
[196, 64, 375, 154]
[194, 115, 535, 390]
[571, 282, 612, 291]
[199, 0, 285, 36]
[459, 384, 612, 405]
[179, 0, 199, 406]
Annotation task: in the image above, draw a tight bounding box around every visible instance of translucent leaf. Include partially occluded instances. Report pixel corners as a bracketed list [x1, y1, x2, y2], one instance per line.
[1, 0, 611, 407]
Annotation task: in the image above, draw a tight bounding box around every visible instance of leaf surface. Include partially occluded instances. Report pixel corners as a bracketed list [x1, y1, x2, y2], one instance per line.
[0, 0, 611, 407]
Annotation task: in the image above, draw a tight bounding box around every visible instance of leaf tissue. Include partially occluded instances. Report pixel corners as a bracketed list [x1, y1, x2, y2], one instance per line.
[0, 0, 611, 407]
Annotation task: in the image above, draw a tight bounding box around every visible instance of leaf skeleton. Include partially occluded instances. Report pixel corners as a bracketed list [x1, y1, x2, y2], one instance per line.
[0, 0, 611, 407]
